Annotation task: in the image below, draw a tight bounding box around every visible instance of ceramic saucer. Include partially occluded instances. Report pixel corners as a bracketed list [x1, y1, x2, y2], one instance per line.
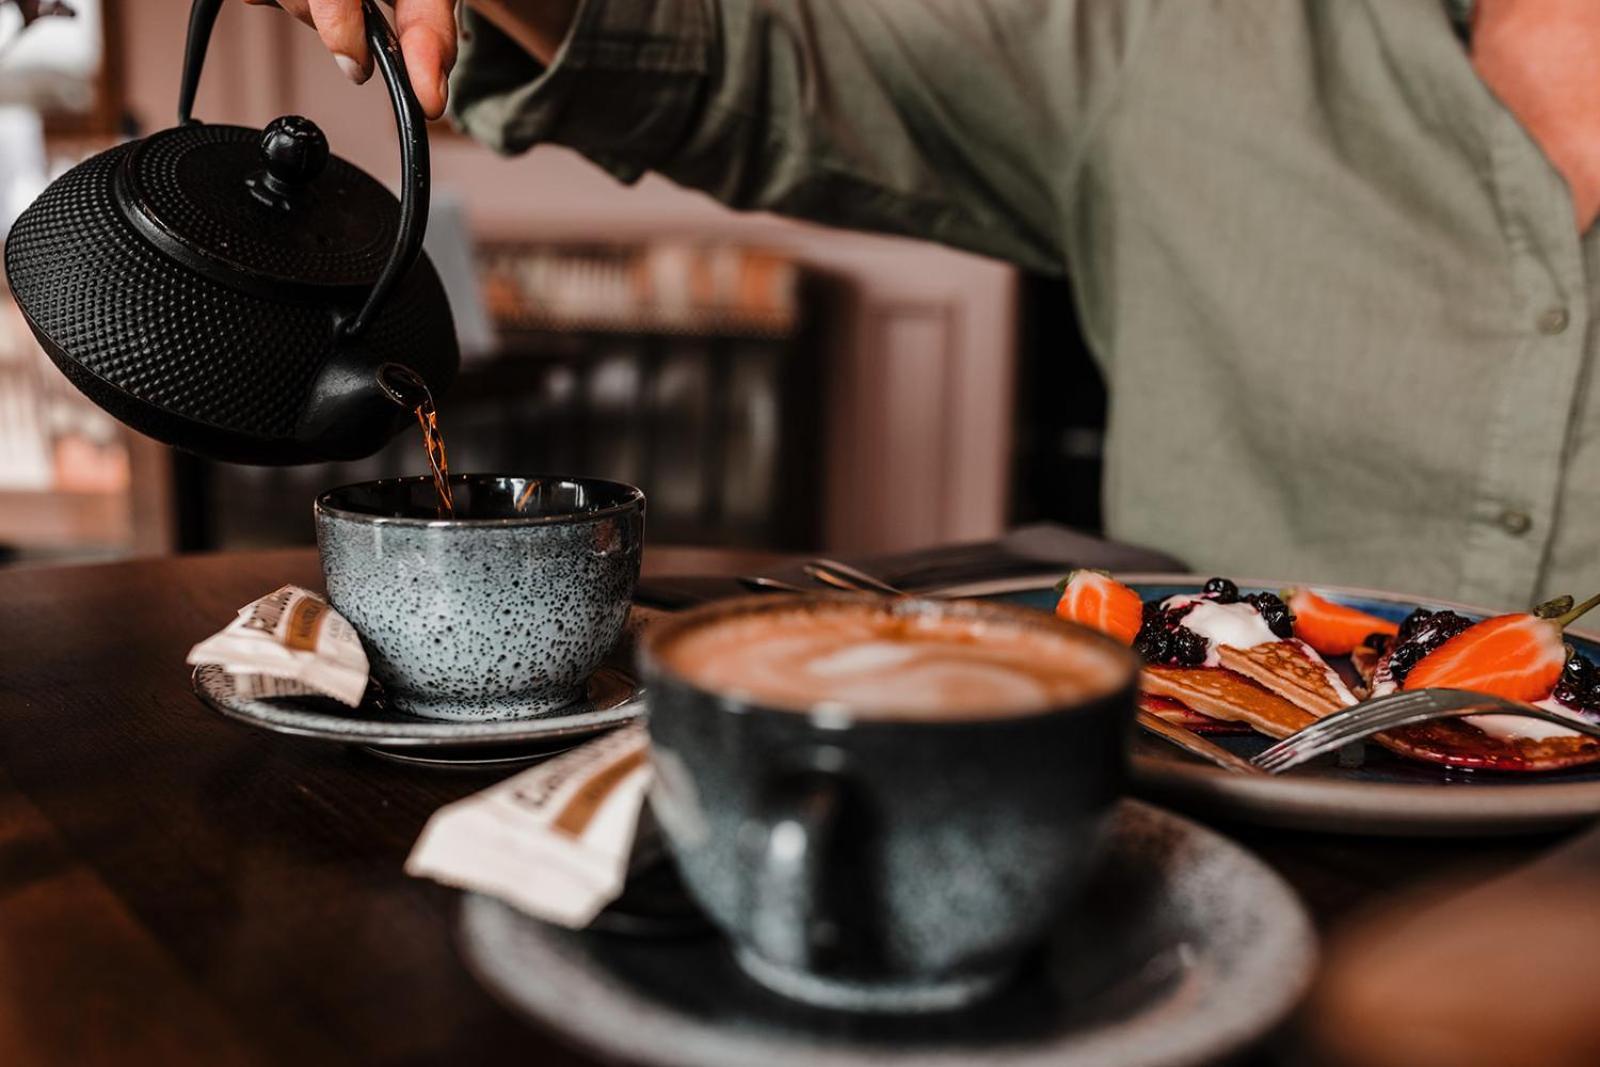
[938, 573, 1600, 836]
[457, 800, 1316, 1067]
[191, 663, 643, 765]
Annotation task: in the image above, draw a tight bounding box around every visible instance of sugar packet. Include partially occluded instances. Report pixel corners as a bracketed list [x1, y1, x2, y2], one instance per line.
[186, 585, 369, 707]
[405, 724, 653, 927]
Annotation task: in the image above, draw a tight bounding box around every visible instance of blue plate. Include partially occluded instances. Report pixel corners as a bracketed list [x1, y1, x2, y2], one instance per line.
[937, 573, 1600, 836]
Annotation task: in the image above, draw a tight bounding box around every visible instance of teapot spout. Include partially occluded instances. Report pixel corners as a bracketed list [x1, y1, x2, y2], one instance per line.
[294, 355, 436, 461]
[374, 362, 437, 412]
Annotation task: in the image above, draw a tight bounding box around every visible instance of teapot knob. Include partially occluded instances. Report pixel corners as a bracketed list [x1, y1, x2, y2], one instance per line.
[261, 116, 329, 187]
[248, 116, 328, 209]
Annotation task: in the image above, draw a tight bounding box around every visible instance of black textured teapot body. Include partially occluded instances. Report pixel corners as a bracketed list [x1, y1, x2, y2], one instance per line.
[2, 0, 457, 464]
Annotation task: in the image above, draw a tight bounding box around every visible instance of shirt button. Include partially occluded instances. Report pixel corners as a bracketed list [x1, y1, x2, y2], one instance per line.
[1537, 306, 1570, 335]
[1499, 509, 1533, 536]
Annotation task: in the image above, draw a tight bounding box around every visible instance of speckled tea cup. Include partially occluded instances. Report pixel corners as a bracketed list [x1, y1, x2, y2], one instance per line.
[640, 595, 1138, 1013]
[315, 475, 644, 721]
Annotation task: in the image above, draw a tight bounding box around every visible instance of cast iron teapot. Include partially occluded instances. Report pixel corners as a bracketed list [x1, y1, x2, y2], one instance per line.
[2, 0, 458, 464]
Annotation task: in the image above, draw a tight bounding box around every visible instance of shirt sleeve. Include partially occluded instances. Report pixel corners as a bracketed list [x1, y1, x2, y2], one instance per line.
[450, 0, 1162, 273]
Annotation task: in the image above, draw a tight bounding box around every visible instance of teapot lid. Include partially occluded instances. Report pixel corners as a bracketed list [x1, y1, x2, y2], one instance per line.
[116, 117, 400, 297]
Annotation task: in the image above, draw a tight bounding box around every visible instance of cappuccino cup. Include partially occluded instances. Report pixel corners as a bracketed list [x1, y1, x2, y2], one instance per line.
[640, 594, 1137, 1013]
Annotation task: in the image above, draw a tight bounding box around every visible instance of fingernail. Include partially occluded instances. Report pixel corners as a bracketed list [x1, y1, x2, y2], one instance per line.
[437, 74, 451, 111]
[335, 53, 371, 85]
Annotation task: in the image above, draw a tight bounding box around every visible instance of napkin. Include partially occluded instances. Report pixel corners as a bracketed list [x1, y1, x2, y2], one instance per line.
[186, 585, 369, 706]
[406, 726, 653, 928]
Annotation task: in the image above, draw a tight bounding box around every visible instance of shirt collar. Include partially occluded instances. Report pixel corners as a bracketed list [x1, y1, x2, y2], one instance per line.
[1445, 0, 1475, 39]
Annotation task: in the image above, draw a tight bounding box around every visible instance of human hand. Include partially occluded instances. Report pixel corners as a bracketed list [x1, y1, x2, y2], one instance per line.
[241, 0, 457, 119]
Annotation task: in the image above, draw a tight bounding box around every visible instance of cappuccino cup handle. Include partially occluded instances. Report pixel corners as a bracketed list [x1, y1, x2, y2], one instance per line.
[746, 763, 849, 974]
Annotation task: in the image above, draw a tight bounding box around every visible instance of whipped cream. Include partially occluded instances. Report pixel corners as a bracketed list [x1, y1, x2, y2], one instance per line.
[1465, 697, 1585, 743]
[1369, 666, 1582, 742]
[1162, 593, 1355, 705]
[1161, 595, 1281, 667]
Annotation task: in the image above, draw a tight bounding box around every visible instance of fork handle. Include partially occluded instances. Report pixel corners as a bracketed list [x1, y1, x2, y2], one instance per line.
[1137, 710, 1267, 776]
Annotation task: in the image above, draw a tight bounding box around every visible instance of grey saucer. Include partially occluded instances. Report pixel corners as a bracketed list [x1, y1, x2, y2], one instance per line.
[191, 663, 643, 760]
[457, 801, 1316, 1067]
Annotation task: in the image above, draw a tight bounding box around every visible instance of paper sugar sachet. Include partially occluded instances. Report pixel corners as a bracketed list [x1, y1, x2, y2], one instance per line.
[187, 585, 369, 707]
[406, 724, 652, 927]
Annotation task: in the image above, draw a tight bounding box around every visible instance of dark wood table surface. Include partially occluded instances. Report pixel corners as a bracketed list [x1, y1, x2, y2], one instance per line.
[0, 548, 1576, 1065]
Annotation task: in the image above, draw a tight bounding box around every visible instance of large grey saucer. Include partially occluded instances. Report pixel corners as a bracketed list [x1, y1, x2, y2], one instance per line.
[191, 663, 643, 756]
[940, 573, 1600, 837]
[457, 801, 1315, 1067]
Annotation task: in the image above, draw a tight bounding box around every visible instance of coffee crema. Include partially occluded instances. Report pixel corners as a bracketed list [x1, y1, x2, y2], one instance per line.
[657, 603, 1130, 719]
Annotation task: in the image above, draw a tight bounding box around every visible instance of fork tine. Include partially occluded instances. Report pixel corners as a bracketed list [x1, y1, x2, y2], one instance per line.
[1249, 688, 1600, 774]
[1252, 691, 1438, 759]
[1250, 691, 1453, 771]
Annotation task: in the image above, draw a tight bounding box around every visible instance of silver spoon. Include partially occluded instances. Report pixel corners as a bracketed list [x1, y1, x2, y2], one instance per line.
[802, 559, 907, 597]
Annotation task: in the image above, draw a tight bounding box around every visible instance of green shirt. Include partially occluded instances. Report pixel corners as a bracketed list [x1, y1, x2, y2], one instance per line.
[452, 0, 1599, 610]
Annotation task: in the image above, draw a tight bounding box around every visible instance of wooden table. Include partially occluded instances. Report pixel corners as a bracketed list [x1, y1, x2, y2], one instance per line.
[0, 549, 1571, 1065]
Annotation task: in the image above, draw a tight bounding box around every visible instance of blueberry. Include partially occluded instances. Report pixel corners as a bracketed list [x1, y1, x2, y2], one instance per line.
[1203, 577, 1240, 603]
[1244, 592, 1295, 640]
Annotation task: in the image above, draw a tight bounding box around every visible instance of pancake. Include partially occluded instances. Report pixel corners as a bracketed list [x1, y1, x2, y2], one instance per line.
[1141, 665, 1318, 740]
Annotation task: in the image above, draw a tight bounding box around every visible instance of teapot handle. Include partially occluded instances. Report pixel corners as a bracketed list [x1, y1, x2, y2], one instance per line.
[176, 0, 431, 341]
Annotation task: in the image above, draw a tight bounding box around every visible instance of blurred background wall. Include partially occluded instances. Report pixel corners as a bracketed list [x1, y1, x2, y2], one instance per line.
[0, 0, 1105, 566]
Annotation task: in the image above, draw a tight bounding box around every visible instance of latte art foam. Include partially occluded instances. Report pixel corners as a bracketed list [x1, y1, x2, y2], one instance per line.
[659, 604, 1128, 719]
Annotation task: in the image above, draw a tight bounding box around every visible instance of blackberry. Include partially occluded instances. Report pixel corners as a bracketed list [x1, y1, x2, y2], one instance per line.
[1202, 577, 1240, 604]
[1397, 608, 1437, 643]
[1386, 610, 1473, 683]
[1243, 591, 1295, 639]
[1133, 601, 1204, 666]
[1552, 653, 1600, 713]
[1172, 628, 1209, 666]
[1134, 628, 1171, 663]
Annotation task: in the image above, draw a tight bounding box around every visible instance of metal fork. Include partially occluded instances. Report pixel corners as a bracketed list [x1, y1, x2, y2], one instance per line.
[1251, 688, 1600, 773]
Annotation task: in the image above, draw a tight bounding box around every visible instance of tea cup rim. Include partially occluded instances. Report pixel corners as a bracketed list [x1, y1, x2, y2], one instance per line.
[315, 473, 646, 528]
